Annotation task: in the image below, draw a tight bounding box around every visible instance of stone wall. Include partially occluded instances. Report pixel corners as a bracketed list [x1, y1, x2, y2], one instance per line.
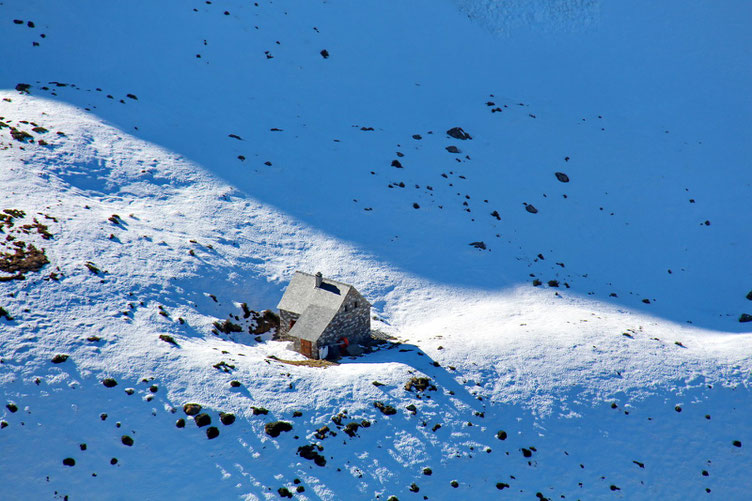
[318, 289, 371, 349]
[277, 309, 299, 340]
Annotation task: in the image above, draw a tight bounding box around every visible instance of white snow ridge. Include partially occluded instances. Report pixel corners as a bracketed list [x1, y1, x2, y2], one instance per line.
[1, 1, 750, 499]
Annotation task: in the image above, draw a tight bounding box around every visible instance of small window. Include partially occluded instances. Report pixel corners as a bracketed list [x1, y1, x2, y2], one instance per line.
[353, 301, 358, 309]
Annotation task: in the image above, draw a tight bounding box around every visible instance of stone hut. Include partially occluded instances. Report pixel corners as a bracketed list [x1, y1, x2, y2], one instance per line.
[276, 271, 371, 359]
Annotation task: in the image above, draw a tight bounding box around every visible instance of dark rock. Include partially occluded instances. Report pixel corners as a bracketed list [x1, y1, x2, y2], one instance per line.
[102, 378, 117, 388]
[555, 172, 570, 183]
[372, 381, 385, 387]
[126, 93, 138, 100]
[739, 314, 752, 323]
[220, 412, 235, 425]
[491, 210, 501, 220]
[450, 480, 459, 488]
[521, 448, 532, 458]
[278, 487, 293, 498]
[446, 127, 472, 140]
[532, 279, 542, 286]
[469, 241, 486, 250]
[497, 482, 510, 490]
[79, 443, 87, 451]
[642, 299, 651, 304]
[406, 404, 417, 414]
[422, 467, 432, 475]
[15, 83, 31, 94]
[525, 204, 538, 214]
[746, 290, 752, 301]
[252, 406, 269, 415]
[292, 411, 303, 417]
[0, 421, 7, 428]
[409, 483, 419, 493]
[149, 385, 158, 393]
[412, 134, 422, 140]
[496, 430, 507, 440]
[195, 413, 211, 427]
[184, 403, 202, 415]
[374, 401, 397, 415]
[320, 49, 329, 59]
[391, 159, 403, 168]
[412, 203, 420, 209]
[121, 435, 134, 447]
[265, 421, 293, 437]
[62, 457, 76, 467]
[51, 354, 68, 364]
[110, 458, 118, 465]
[445, 146, 461, 154]
[206, 426, 220, 439]
[176, 418, 185, 428]
[548, 280, 559, 287]
[733, 440, 742, 447]
[633, 460, 644, 468]
[343, 422, 360, 437]
[230, 380, 241, 388]
[159, 334, 179, 346]
[297, 444, 326, 466]
[405, 377, 434, 392]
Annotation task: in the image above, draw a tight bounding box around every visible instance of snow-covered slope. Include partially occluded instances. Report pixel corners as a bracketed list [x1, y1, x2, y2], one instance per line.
[1, 1, 750, 499]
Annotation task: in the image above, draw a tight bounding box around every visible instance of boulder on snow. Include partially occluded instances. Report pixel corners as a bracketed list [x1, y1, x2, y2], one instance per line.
[446, 127, 472, 140]
[183, 403, 202, 415]
[555, 172, 570, 183]
[265, 420, 293, 437]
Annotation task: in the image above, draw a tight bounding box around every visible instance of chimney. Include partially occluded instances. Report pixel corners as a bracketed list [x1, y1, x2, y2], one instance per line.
[314, 272, 323, 288]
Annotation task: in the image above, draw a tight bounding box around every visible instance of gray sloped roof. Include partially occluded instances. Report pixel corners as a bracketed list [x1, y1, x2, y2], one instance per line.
[276, 271, 353, 314]
[288, 304, 338, 342]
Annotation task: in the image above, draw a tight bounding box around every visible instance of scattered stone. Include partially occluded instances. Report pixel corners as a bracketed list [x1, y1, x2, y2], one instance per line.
[739, 314, 752, 323]
[206, 426, 220, 439]
[469, 241, 486, 250]
[6, 403, 17, 413]
[391, 159, 403, 168]
[497, 482, 510, 490]
[521, 448, 532, 458]
[532, 279, 542, 286]
[496, 430, 507, 440]
[633, 460, 644, 468]
[445, 146, 461, 154]
[159, 334, 179, 346]
[102, 378, 117, 388]
[230, 380, 241, 388]
[446, 127, 472, 140]
[220, 412, 235, 425]
[121, 435, 134, 446]
[51, 354, 69, 364]
[265, 421, 293, 437]
[298, 444, 327, 466]
[374, 401, 397, 415]
[555, 172, 570, 183]
[422, 467, 432, 476]
[525, 204, 538, 214]
[292, 411, 303, 417]
[405, 377, 434, 392]
[450, 480, 459, 488]
[746, 290, 752, 301]
[62, 458, 75, 467]
[110, 458, 118, 465]
[183, 403, 202, 416]
[491, 210, 501, 220]
[409, 483, 419, 493]
[278, 487, 293, 498]
[372, 381, 385, 387]
[406, 404, 417, 414]
[0, 421, 7, 429]
[344, 422, 360, 437]
[547, 280, 559, 287]
[176, 418, 185, 428]
[733, 440, 742, 447]
[195, 413, 211, 427]
[252, 406, 269, 415]
[320, 49, 329, 59]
